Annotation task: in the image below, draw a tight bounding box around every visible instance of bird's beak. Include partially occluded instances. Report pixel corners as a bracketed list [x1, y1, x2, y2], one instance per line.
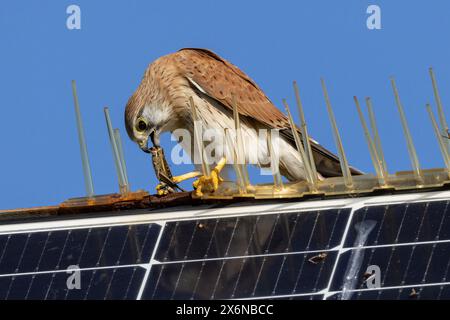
[149, 128, 160, 147]
[139, 138, 151, 153]
[138, 128, 159, 153]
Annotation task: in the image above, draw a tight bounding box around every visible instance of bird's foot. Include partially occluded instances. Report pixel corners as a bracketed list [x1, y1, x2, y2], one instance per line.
[155, 183, 174, 196]
[192, 157, 226, 197]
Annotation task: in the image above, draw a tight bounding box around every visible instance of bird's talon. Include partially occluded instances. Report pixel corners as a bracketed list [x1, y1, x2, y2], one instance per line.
[192, 166, 225, 197]
[155, 183, 173, 196]
[192, 175, 219, 197]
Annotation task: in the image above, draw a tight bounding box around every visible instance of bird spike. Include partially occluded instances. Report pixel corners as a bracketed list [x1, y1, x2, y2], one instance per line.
[282, 98, 317, 190]
[104, 107, 129, 195]
[114, 128, 130, 188]
[320, 78, 353, 188]
[426, 104, 450, 176]
[365, 97, 388, 176]
[224, 128, 246, 193]
[232, 94, 250, 188]
[390, 78, 422, 182]
[429, 68, 450, 153]
[354, 96, 386, 186]
[267, 130, 284, 190]
[71, 80, 95, 198]
[293, 81, 318, 182]
[189, 96, 211, 177]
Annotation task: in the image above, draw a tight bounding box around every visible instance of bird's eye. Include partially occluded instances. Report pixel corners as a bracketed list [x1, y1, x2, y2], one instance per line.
[136, 118, 148, 132]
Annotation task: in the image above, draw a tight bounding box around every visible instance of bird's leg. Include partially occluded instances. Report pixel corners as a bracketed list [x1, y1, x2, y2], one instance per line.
[171, 171, 202, 184]
[155, 172, 203, 196]
[192, 157, 226, 197]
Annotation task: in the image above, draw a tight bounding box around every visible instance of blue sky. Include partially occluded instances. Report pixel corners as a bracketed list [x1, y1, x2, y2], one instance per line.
[1, 0, 450, 209]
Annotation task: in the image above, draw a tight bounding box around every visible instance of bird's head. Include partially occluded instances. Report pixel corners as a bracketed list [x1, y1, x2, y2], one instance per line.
[125, 96, 173, 153]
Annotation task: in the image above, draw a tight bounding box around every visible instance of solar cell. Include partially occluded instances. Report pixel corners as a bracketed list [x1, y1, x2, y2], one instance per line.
[142, 251, 337, 299]
[0, 267, 145, 300]
[154, 209, 350, 262]
[344, 201, 450, 247]
[0, 223, 160, 275]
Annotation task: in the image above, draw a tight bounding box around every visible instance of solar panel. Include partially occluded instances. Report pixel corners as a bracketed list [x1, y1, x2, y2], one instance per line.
[155, 209, 348, 261]
[142, 251, 338, 299]
[142, 209, 349, 300]
[326, 200, 450, 300]
[0, 192, 449, 300]
[0, 223, 160, 299]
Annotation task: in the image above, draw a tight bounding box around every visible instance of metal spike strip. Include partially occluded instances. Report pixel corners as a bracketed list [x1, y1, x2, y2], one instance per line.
[267, 130, 284, 190]
[354, 96, 386, 186]
[429, 68, 450, 154]
[114, 128, 129, 188]
[232, 95, 250, 188]
[224, 128, 246, 193]
[320, 78, 354, 188]
[104, 107, 129, 195]
[390, 78, 422, 182]
[293, 81, 318, 183]
[71, 80, 95, 198]
[189, 97, 211, 177]
[282, 99, 317, 190]
[365, 97, 388, 176]
[426, 104, 450, 175]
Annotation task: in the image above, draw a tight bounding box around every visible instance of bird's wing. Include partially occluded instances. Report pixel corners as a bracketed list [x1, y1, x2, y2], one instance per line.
[175, 48, 362, 177]
[176, 48, 287, 128]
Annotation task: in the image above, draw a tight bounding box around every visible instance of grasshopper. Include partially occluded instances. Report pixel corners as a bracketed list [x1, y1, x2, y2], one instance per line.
[149, 146, 186, 195]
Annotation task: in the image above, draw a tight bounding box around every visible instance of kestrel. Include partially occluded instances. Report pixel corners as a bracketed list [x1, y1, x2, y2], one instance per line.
[125, 48, 361, 195]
